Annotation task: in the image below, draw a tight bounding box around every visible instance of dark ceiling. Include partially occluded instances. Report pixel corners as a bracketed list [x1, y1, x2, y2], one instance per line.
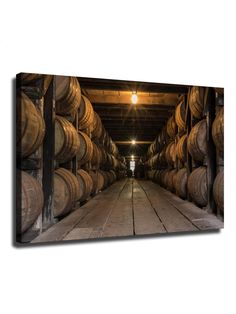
[78, 77, 189, 157]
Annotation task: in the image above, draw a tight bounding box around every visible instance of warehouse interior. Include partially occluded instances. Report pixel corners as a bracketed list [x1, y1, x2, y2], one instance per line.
[16, 73, 224, 244]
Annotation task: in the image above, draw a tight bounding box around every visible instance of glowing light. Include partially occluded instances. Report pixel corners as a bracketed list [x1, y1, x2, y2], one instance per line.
[131, 92, 138, 104]
[131, 155, 134, 160]
[131, 139, 136, 145]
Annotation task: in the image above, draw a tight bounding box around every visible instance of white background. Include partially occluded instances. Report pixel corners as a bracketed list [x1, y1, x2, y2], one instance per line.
[0, 1, 235, 313]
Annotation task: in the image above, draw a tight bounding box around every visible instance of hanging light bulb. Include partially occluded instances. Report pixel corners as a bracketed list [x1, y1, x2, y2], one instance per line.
[131, 139, 136, 145]
[131, 91, 138, 104]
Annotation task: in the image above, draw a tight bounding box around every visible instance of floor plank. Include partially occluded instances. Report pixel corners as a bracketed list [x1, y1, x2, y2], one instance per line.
[32, 179, 127, 243]
[138, 180, 199, 233]
[101, 179, 134, 237]
[63, 179, 128, 241]
[133, 180, 166, 235]
[32, 178, 223, 244]
[63, 227, 94, 241]
[159, 187, 224, 230]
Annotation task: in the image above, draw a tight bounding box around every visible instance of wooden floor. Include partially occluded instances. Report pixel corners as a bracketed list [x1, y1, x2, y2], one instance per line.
[32, 179, 223, 243]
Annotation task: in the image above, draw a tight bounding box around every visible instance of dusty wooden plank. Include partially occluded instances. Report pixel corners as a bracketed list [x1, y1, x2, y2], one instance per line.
[77, 179, 127, 229]
[63, 227, 94, 241]
[89, 228, 103, 239]
[31, 179, 127, 243]
[159, 187, 224, 230]
[101, 180, 133, 237]
[63, 179, 128, 240]
[31, 207, 92, 243]
[133, 181, 166, 235]
[138, 180, 198, 233]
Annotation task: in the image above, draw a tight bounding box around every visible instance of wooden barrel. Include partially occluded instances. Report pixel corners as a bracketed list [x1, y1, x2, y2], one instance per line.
[165, 169, 177, 192]
[112, 155, 119, 169]
[54, 168, 80, 218]
[159, 126, 169, 146]
[159, 170, 166, 185]
[159, 147, 167, 168]
[176, 134, 187, 162]
[212, 107, 224, 155]
[55, 116, 80, 163]
[105, 171, 112, 185]
[104, 132, 111, 150]
[76, 169, 93, 202]
[106, 153, 113, 168]
[159, 169, 169, 187]
[154, 136, 162, 153]
[166, 169, 178, 192]
[21, 73, 45, 82]
[99, 146, 108, 165]
[165, 141, 176, 166]
[99, 125, 106, 145]
[107, 170, 117, 185]
[110, 141, 119, 157]
[111, 170, 117, 181]
[91, 142, 102, 168]
[187, 119, 207, 162]
[92, 112, 103, 139]
[88, 170, 104, 194]
[155, 170, 162, 183]
[174, 168, 187, 199]
[148, 141, 158, 157]
[187, 166, 207, 207]
[17, 91, 45, 158]
[148, 170, 156, 181]
[78, 95, 94, 131]
[19, 171, 44, 234]
[172, 169, 178, 192]
[55, 76, 81, 117]
[213, 170, 224, 212]
[99, 170, 109, 189]
[175, 100, 186, 130]
[150, 154, 159, 168]
[21, 74, 53, 96]
[157, 169, 166, 184]
[163, 170, 170, 188]
[189, 86, 205, 119]
[156, 134, 163, 152]
[77, 131, 93, 165]
[147, 145, 152, 158]
[153, 170, 160, 183]
[152, 170, 159, 182]
[167, 115, 177, 138]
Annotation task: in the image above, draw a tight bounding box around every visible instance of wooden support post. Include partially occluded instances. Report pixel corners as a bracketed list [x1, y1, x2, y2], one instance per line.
[42, 77, 56, 229]
[185, 89, 192, 201]
[205, 87, 217, 213]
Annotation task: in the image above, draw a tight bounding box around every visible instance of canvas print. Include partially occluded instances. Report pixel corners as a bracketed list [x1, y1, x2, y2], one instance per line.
[15, 73, 224, 244]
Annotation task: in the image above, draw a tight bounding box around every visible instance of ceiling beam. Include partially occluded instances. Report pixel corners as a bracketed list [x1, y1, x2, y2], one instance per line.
[86, 91, 179, 106]
[93, 104, 175, 111]
[78, 77, 189, 94]
[101, 118, 168, 122]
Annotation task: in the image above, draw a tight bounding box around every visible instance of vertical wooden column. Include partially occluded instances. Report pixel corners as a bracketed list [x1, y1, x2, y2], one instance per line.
[185, 88, 192, 201]
[42, 77, 56, 229]
[205, 87, 216, 213]
[72, 111, 79, 176]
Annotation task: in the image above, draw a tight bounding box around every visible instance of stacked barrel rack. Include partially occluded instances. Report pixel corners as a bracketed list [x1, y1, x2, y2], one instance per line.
[16, 74, 126, 242]
[146, 86, 224, 218]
